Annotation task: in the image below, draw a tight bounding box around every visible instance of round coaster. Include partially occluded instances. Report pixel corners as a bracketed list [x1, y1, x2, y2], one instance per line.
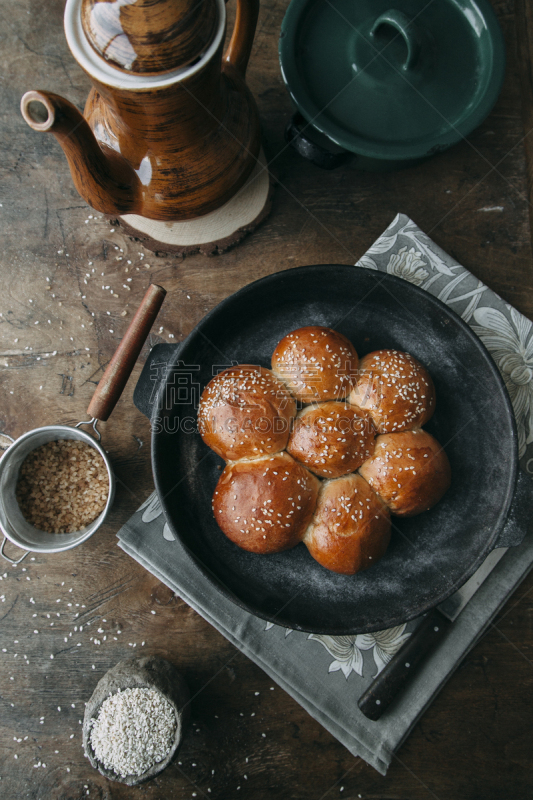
[118, 148, 271, 256]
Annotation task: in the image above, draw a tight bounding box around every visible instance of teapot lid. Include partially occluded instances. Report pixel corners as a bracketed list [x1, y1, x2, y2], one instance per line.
[81, 0, 219, 74]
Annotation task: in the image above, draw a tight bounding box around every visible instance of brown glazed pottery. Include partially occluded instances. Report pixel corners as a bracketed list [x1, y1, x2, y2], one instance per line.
[20, 0, 261, 221]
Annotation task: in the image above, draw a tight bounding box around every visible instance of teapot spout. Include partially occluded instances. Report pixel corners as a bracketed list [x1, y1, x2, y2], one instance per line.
[21, 91, 139, 215]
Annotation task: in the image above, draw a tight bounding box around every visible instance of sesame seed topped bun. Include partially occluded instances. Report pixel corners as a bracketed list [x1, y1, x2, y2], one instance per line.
[287, 401, 376, 479]
[358, 429, 451, 516]
[212, 452, 320, 554]
[303, 474, 391, 575]
[348, 349, 435, 434]
[271, 326, 359, 403]
[198, 365, 296, 462]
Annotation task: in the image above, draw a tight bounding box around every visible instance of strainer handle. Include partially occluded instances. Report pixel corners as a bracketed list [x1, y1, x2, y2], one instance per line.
[1, 537, 29, 565]
[87, 284, 166, 422]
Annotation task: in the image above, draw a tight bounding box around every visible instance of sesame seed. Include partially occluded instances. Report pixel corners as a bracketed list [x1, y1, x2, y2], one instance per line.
[89, 688, 176, 778]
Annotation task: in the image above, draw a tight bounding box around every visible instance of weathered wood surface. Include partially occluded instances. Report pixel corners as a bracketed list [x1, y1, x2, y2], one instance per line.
[0, 1, 532, 798]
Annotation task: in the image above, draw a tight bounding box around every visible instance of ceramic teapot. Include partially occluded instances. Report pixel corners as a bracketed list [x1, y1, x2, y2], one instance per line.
[20, 0, 261, 221]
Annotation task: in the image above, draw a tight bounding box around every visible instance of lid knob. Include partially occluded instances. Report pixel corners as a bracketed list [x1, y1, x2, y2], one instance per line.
[81, 0, 219, 74]
[370, 10, 422, 71]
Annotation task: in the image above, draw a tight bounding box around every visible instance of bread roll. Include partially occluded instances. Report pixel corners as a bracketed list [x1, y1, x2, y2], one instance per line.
[349, 349, 435, 433]
[212, 452, 320, 554]
[198, 365, 296, 461]
[271, 326, 359, 403]
[287, 401, 376, 478]
[303, 474, 390, 575]
[358, 429, 451, 517]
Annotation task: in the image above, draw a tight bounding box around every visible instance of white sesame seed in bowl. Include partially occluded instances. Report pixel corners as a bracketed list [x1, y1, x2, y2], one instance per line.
[83, 656, 189, 786]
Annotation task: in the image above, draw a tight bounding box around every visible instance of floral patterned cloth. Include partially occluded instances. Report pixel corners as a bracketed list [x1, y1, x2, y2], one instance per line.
[117, 216, 533, 775]
[358, 214, 533, 468]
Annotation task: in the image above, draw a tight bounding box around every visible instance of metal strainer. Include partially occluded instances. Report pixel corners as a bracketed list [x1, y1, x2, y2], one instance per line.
[0, 284, 166, 564]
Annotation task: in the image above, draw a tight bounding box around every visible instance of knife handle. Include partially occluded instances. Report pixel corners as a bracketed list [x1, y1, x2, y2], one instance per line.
[358, 609, 452, 721]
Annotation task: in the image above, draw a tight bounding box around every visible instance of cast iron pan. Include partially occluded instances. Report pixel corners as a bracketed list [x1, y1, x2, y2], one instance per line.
[134, 265, 531, 634]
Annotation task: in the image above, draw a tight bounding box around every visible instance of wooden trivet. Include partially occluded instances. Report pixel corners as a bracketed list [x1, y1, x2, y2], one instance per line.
[117, 148, 271, 257]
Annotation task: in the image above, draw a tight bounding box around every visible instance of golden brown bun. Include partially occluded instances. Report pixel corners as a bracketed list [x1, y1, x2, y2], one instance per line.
[303, 474, 391, 575]
[287, 401, 376, 479]
[358, 429, 451, 517]
[271, 326, 359, 403]
[212, 452, 320, 554]
[198, 365, 296, 461]
[348, 349, 435, 433]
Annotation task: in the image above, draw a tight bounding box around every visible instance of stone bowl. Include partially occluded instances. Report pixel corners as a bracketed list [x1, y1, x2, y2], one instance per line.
[83, 655, 190, 786]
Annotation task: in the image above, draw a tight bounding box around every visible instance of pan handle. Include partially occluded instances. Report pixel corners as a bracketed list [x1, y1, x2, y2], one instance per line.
[357, 607, 450, 721]
[87, 284, 166, 422]
[493, 470, 533, 548]
[133, 342, 178, 419]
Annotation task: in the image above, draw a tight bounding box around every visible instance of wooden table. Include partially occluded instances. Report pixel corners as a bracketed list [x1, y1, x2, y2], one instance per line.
[1, 1, 532, 797]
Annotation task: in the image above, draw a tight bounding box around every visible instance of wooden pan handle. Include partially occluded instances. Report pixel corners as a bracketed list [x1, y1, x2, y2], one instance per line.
[357, 608, 451, 720]
[87, 284, 166, 422]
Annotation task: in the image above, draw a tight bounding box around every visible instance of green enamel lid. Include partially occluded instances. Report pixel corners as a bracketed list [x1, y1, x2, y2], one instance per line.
[279, 0, 505, 161]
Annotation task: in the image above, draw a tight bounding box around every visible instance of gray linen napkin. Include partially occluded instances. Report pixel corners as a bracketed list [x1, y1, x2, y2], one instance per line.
[117, 214, 533, 775]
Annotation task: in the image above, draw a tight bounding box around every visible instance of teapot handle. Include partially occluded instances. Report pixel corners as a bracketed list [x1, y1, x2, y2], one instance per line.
[223, 0, 259, 77]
